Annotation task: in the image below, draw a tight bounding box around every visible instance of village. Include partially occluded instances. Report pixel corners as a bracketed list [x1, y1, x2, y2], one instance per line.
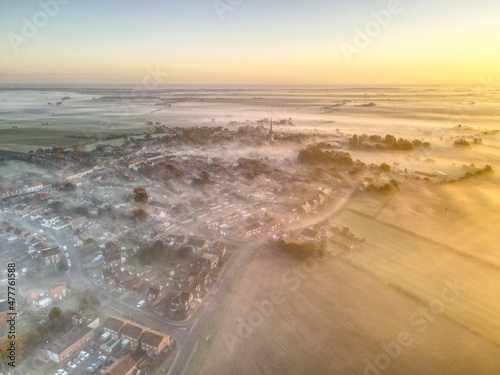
[0, 123, 370, 375]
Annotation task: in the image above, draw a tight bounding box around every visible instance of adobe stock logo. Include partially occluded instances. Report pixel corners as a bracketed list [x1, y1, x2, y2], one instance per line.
[340, 0, 404, 63]
[213, 0, 243, 21]
[7, 0, 71, 53]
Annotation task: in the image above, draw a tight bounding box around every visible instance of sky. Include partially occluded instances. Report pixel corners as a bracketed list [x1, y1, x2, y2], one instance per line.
[0, 0, 499, 86]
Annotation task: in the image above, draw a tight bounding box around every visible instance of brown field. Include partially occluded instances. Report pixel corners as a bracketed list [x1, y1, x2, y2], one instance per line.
[195, 243, 500, 375]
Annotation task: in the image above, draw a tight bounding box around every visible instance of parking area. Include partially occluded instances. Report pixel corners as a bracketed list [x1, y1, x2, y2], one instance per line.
[55, 350, 108, 375]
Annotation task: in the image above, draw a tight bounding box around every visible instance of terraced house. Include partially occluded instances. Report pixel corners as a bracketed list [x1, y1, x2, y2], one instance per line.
[120, 322, 149, 348]
[140, 329, 171, 356]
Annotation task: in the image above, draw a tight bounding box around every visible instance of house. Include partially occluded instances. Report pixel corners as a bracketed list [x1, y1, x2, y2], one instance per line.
[41, 325, 94, 363]
[50, 285, 68, 300]
[265, 217, 281, 232]
[243, 222, 261, 237]
[102, 242, 122, 269]
[313, 220, 330, 233]
[197, 253, 219, 271]
[187, 237, 209, 251]
[170, 291, 194, 312]
[300, 228, 319, 241]
[103, 316, 128, 340]
[42, 213, 60, 227]
[301, 201, 312, 214]
[25, 292, 38, 305]
[71, 216, 88, 229]
[36, 297, 53, 308]
[185, 270, 210, 299]
[122, 275, 141, 291]
[40, 247, 61, 265]
[140, 329, 171, 356]
[213, 241, 227, 257]
[133, 280, 152, 297]
[103, 355, 137, 375]
[120, 322, 149, 348]
[147, 287, 166, 305]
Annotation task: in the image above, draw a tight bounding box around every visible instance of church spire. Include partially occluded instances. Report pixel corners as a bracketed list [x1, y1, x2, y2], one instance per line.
[268, 117, 274, 142]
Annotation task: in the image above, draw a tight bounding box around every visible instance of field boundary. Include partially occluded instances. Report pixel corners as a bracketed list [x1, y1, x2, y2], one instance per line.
[346, 208, 500, 272]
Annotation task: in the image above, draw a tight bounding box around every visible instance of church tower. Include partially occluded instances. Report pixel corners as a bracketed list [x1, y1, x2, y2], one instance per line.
[268, 118, 274, 142]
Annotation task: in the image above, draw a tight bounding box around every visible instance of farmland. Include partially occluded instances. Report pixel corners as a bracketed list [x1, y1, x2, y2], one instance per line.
[195, 244, 500, 374]
[193, 177, 500, 375]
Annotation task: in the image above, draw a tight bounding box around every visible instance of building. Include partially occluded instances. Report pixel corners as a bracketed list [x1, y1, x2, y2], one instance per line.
[140, 329, 171, 356]
[300, 228, 319, 241]
[50, 285, 68, 300]
[41, 213, 60, 227]
[187, 237, 210, 251]
[171, 291, 194, 312]
[213, 241, 227, 257]
[120, 322, 149, 348]
[147, 287, 166, 305]
[197, 253, 219, 271]
[71, 216, 88, 229]
[41, 325, 94, 363]
[102, 242, 122, 269]
[266, 217, 281, 232]
[243, 222, 261, 237]
[41, 247, 61, 265]
[103, 355, 137, 375]
[268, 118, 274, 142]
[103, 316, 128, 340]
[35, 297, 53, 308]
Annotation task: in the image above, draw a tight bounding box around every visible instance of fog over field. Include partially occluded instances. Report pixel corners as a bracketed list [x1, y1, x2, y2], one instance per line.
[1, 86, 499, 375]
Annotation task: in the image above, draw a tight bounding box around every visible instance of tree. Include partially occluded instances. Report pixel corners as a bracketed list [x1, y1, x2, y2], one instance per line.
[73, 142, 86, 155]
[74, 205, 89, 217]
[83, 238, 97, 249]
[133, 187, 148, 203]
[145, 129, 153, 139]
[378, 183, 396, 193]
[379, 163, 391, 172]
[79, 289, 101, 311]
[62, 182, 76, 192]
[58, 260, 67, 272]
[49, 306, 62, 320]
[132, 208, 149, 220]
[349, 134, 360, 149]
[177, 246, 192, 258]
[48, 201, 64, 213]
[384, 134, 396, 146]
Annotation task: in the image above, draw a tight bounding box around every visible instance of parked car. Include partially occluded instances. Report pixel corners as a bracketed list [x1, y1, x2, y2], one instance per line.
[77, 355, 86, 362]
[79, 351, 89, 358]
[68, 362, 77, 369]
[137, 300, 145, 308]
[73, 357, 81, 365]
[98, 355, 107, 362]
[57, 370, 68, 375]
